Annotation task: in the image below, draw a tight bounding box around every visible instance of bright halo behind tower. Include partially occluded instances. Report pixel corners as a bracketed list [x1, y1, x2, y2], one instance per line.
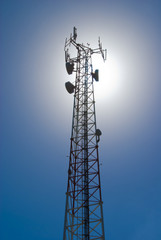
[93, 55, 123, 101]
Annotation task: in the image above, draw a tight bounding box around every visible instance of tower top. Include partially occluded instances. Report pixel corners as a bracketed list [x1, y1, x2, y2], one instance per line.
[64, 27, 107, 62]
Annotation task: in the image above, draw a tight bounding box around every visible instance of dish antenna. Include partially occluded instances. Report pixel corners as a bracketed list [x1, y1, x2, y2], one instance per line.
[96, 129, 102, 142]
[65, 81, 75, 94]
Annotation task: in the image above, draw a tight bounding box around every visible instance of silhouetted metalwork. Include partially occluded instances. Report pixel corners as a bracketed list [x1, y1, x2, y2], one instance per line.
[63, 27, 106, 240]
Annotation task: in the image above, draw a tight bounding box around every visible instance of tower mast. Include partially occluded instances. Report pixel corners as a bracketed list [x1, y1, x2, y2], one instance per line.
[63, 27, 106, 240]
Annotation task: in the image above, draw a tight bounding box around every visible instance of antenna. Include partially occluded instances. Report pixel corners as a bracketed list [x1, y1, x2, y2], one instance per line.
[98, 37, 107, 61]
[63, 28, 106, 240]
[73, 26, 77, 40]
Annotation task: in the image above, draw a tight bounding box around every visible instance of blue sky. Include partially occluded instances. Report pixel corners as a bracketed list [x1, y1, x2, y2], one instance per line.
[1, 0, 161, 239]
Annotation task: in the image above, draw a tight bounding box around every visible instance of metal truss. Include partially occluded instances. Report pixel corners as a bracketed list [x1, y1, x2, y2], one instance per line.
[63, 27, 106, 240]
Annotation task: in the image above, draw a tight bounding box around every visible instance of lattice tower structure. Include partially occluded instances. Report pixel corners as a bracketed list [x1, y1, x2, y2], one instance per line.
[63, 28, 106, 240]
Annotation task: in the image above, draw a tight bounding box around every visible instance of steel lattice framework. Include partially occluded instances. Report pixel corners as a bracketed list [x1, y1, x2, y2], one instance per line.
[63, 28, 106, 240]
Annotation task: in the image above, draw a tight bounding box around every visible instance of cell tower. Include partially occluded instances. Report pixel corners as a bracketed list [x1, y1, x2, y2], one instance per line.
[63, 27, 107, 240]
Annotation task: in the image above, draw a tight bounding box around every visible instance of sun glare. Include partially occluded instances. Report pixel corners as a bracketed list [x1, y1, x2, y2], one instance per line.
[93, 55, 122, 101]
